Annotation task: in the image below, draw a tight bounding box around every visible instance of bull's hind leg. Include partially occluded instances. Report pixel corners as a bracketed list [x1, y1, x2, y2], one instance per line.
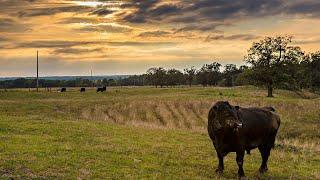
[215, 153, 224, 174]
[258, 146, 271, 173]
[236, 150, 245, 178]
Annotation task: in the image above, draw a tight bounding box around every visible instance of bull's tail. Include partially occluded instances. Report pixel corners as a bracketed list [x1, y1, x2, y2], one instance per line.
[207, 107, 219, 140]
[271, 113, 281, 149]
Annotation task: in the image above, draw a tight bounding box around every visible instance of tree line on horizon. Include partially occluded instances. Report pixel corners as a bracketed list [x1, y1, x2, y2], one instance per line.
[0, 36, 319, 97]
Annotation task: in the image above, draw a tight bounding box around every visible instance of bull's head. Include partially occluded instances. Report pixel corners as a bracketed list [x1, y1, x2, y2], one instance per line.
[212, 101, 242, 131]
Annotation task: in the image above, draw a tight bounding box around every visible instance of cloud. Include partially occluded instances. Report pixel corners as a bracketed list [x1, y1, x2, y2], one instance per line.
[53, 47, 104, 55]
[4, 0, 320, 24]
[89, 8, 114, 16]
[8, 40, 177, 49]
[12, 40, 101, 49]
[0, 18, 14, 27]
[122, 0, 161, 23]
[205, 34, 260, 41]
[76, 24, 133, 33]
[148, 4, 180, 17]
[57, 17, 100, 24]
[0, 0, 35, 13]
[17, 5, 93, 17]
[294, 38, 320, 45]
[119, 0, 320, 30]
[174, 23, 224, 33]
[106, 41, 177, 47]
[138, 31, 171, 37]
[122, 13, 147, 23]
[285, 0, 320, 17]
[0, 37, 9, 42]
[121, 3, 182, 23]
[183, 0, 284, 21]
[0, 18, 30, 32]
[2, 0, 320, 77]
[120, 0, 284, 25]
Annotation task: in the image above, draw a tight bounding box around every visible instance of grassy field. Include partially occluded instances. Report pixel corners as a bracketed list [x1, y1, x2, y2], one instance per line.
[0, 86, 319, 179]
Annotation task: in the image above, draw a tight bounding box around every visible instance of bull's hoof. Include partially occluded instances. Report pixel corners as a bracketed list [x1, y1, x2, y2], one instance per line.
[238, 170, 245, 179]
[259, 167, 268, 174]
[215, 168, 223, 174]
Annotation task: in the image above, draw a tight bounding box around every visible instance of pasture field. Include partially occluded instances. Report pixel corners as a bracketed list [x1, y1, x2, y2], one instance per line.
[0, 86, 319, 179]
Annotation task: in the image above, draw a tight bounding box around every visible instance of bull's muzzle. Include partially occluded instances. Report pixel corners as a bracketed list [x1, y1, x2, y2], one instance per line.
[234, 123, 243, 132]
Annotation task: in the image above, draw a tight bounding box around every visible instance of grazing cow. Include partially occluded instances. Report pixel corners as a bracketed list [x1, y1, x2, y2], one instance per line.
[96, 86, 106, 92]
[59, 87, 66, 92]
[80, 87, 86, 92]
[207, 101, 280, 179]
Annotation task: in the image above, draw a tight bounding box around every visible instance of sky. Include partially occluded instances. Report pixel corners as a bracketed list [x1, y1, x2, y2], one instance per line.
[0, 0, 320, 77]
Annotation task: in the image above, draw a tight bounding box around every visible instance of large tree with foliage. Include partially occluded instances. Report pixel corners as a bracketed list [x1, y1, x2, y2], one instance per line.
[245, 36, 303, 97]
[223, 64, 240, 87]
[167, 69, 184, 87]
[184, 66, 196, 87]
[197, 62, 221, 86]
[280, 46, 305, 90]
[309, 52, 320, 90]
[146, 67, 167, 88]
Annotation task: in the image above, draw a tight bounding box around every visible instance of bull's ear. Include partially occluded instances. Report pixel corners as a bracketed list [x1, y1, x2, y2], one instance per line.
[235, 106, 240, 110]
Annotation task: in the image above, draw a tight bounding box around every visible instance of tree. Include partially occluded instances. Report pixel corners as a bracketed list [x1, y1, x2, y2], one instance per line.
[296, 56, 312, 89]
[102, 78, 108, 85]
[196, 66, 208, 86]
[309, 52, 320, 90]
[208, 62, 222, 86]
[107, 79, 117, 86]
[234, 65, 251, 86]
[244, 36, 301, 97]
[146, 67, 167, 88]
[223, 64, 239, 87]
[197, 62, 221, 86]
[167, 69, 184, 87]
[281, 46, 305, 90]
[184, 67, 196, 87]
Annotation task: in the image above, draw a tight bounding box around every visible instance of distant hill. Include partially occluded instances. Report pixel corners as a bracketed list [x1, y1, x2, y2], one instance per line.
[0, 75, 130, 81]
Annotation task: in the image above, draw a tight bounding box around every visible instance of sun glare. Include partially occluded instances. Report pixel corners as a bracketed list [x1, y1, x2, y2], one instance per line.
[73, 1, 104, 7]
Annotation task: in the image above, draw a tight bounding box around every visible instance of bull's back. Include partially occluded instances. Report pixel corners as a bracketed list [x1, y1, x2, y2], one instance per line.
[240, 108, 279, 129]
[239, 108, 280, 148]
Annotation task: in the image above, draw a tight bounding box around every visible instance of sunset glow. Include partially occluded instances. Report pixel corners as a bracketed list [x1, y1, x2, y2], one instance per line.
[1, 0, 320, 76]
[73, 1, 105, 7]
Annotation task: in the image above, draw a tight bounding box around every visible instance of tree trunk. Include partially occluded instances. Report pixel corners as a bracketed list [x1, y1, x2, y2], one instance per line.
[267, 82, 273, 97]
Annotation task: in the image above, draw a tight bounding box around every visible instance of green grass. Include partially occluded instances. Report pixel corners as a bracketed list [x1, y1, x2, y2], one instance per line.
[0, 86, 319, 179]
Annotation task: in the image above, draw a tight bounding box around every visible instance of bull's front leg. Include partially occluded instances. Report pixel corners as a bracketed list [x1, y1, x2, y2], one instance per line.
[236, 150, 245, 179]
[215, 152, 224, 174]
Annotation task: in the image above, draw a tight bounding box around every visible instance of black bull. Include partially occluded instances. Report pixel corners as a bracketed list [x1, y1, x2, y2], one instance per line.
[208, 101, 280, 178]
[97, 86, 106, 92]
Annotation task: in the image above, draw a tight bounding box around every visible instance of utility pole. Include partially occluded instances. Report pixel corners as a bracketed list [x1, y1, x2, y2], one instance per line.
[91, 69, 93, 88]
[36, 51, 39, 92]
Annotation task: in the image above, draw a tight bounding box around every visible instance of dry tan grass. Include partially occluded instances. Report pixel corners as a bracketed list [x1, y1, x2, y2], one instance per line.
[78, 94, 320, 154]
[79, 98, 318, 130]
